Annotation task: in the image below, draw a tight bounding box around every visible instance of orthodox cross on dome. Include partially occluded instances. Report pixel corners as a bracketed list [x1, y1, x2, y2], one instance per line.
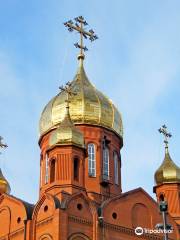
[59, 81, 77, 106]
[158, 125, 172, 150]
[64, 16, 98, 59]
[0, 136, 8, 154]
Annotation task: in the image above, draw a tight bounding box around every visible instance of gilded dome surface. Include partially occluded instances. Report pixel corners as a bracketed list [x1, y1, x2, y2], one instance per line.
[39, 60, 123, 138]
[0, 168, 11, 194]
[49, 103, 84, 148]
[155, 149, 180, 185]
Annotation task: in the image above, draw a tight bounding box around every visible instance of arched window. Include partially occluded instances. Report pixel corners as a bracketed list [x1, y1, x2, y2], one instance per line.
[74, 158, 79, 181]
[103, 147, 109, 179]
[45, 154, 49, 184]
[114, 152, 119, 185]
[50, 159, 56, 183]
[88, 143, 96, 177]
[159, 194, 165, 201]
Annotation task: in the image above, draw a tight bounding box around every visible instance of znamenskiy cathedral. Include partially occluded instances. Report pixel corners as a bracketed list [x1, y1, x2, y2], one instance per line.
[0, 16, 180, 240]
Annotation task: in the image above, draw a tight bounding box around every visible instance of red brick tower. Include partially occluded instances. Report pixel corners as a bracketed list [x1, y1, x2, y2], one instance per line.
[154, 125, 180, 225]
[39, 83, 86, 197]
[39, 55, 123, 203]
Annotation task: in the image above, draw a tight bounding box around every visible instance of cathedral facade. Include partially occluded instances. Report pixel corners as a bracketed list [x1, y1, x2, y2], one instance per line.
[0, 17, 180, 240]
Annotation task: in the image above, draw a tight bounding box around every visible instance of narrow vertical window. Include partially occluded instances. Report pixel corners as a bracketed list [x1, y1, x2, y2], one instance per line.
[88, 143, 96, 177]
[40, 154, 43, 187]
[103, 147, 109, 179]
[114, 152, 119, 185]
[159, 194, 165, 201]
[40, 162, 42, 187]
[40, 162, 43, 187]
[74, 158, 79, 181]
[50, 159, 55, 183]
[45, 154, 49, 184]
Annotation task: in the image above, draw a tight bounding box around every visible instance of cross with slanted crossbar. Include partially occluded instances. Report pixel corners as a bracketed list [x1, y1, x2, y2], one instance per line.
[59, 81, 77, 106]
[64, 16, 98, 57]
[158, 125, 172, 148]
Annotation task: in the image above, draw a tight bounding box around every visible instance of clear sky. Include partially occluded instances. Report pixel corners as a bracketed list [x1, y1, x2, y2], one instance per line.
[0, 0, 180, 203]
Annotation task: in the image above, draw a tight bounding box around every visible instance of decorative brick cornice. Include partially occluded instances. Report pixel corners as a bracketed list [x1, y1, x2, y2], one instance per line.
[8, 227, 24, 238]
[68, 215, 93, 226]
[36, 216, 53, 227]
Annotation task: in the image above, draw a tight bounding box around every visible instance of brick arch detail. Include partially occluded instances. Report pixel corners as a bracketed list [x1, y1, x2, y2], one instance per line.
[131, 203, 152, 228]
[0, 206, 11, 235]
[68, 232, 91, 240]
[32, 193, 60, 219]
[63, 192, 96, 216]
[32, 193, 60, 239]
[39, 233, 53, 240]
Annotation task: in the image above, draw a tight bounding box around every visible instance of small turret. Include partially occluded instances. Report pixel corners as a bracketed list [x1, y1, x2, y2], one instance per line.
[155, 147, 180, 185]
[155, 125, 180, 185]
[49, 82, 84, 149]
[154, 125, 180, 224]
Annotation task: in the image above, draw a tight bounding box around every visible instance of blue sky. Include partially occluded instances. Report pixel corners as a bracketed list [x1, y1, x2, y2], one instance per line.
[0, 0, 180, 203]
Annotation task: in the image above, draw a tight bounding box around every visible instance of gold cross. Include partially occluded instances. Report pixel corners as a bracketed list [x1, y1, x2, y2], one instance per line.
[0, 136, 8, 154]
[64, 16, 98, 57]
[59, 81, 77, 105]
[158, 125, 172, 148]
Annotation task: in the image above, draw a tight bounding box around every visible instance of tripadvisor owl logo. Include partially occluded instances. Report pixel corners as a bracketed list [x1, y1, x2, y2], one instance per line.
[135, 227, 144, 235]
[135, 226, 173, 235]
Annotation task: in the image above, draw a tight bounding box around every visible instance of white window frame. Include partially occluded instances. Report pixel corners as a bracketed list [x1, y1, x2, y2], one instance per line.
[88, 143, 96, 177]
[114, 152, 119, 185]
[103, 147, 109, 179]
[45, 154, 49, 184]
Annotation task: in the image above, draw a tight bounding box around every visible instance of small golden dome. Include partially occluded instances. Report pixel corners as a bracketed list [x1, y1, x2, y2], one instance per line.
[155, 148, 180, 185]
[39, 59, 123, 139]
[0, 168, 11, 194]
[49, 102, 84, 148]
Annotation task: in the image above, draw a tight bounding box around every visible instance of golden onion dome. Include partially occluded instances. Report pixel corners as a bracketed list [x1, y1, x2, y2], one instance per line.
[0, 168, 11, 194]
[155, 147, 180, 185]
[39, 59, 123, 139]
[49, 101, 84, 148]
